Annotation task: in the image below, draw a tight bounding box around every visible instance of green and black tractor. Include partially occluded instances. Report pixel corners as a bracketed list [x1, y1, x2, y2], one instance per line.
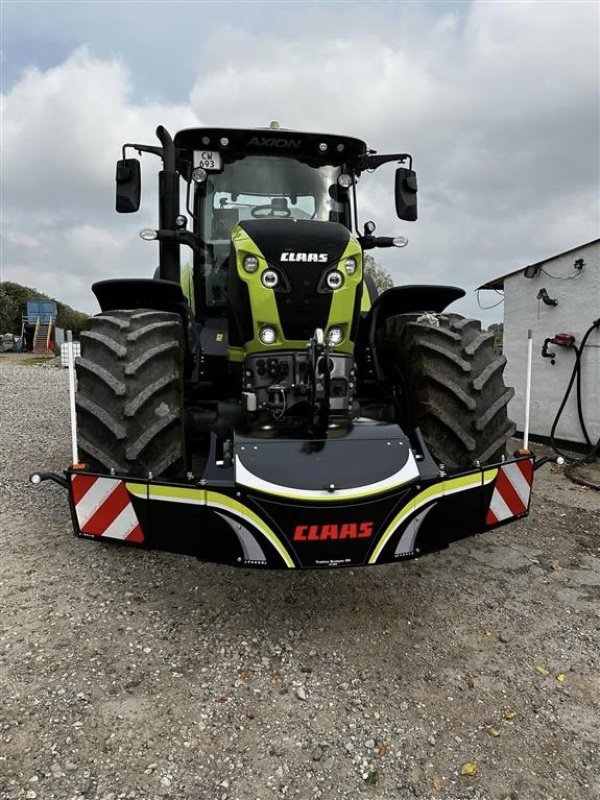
[34, 122, 535, 569]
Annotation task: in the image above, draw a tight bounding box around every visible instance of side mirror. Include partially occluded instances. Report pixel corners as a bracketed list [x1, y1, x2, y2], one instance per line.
[115, 158, 141, 213]
[395, 167, 418, 221]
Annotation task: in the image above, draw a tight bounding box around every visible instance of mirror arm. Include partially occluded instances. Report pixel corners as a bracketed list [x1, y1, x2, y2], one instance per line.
[122, 143, 163, 160]
[355, 152, 412, 174]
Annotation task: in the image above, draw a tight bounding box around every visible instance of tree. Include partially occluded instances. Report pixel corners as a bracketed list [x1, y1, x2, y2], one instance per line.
[0, 282, 89, 336]
[487, 322, 504, 348]
[0, 287, 19, 333]
[364, 254, 393, 294]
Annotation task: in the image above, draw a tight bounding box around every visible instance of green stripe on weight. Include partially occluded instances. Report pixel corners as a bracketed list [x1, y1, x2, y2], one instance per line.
[207, 490, 295, 568]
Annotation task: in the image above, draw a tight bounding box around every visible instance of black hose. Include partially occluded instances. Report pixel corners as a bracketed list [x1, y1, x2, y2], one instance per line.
[549, 318, 600, 464]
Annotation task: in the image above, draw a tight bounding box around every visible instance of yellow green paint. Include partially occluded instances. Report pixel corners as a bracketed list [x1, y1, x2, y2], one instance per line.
[368, 469, 498, 564]
[229, 223, 362, 359]
[207, 490, 295, 568]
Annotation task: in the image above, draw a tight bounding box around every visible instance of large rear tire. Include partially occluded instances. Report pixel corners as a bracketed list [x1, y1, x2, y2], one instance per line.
[76, 309, 185, 476]
[378, 312, 516, 467]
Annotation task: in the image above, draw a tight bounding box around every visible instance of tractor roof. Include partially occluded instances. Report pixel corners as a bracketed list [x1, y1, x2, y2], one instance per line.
[174, 127, 367, 165]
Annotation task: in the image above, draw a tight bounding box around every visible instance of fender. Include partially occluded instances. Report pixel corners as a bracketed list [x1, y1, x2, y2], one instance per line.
[358, 284, 466, 383]
[92, 278, 187, 315]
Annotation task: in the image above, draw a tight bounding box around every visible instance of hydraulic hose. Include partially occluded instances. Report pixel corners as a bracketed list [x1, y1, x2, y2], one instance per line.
[549, 318, 600, 464]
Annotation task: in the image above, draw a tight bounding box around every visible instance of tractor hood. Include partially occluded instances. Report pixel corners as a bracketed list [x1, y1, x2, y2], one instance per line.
[238, 218, 350, 270]
[229, 219, 363, 352]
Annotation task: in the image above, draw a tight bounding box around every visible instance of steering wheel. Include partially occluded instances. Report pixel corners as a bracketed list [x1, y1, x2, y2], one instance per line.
[251, 204, 292, 219]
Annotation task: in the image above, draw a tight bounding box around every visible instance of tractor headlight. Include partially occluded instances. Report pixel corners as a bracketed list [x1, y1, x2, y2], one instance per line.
[326, 271, 344, 290]
[243, 255, 259, 273]
[259, 326, 277, 345]
[344, 257, 357, 275]
[337, 173, 354, 189]
[328, 327, 344, 345]
[191, 167, 207, 184]
[261, 270, 279, 289]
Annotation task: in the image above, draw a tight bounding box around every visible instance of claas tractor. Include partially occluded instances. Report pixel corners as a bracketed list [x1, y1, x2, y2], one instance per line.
[31, 123, 540, 568]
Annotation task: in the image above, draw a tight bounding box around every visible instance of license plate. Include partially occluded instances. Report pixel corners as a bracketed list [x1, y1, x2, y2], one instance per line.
[194, 150, 222, 171]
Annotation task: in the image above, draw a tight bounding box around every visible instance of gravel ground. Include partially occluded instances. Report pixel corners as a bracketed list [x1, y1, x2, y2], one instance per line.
[1, 357, 599, 800]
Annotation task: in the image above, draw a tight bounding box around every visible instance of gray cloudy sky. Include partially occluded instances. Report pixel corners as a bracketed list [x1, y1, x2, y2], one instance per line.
[1, 0, 599, 324]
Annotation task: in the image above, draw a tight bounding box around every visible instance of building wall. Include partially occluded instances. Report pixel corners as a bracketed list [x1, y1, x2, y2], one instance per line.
[503, 241, 599, 446]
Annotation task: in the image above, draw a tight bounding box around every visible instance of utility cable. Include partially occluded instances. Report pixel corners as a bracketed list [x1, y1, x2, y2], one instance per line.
[549, 319, 600, 476]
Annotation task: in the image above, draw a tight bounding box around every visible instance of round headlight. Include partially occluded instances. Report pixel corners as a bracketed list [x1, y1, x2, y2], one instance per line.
[139, 228, 158, 241]
[337, 173, 353, 189]
[243, 255, 259, 273]
[220, 137, 229, 147]
[319, 142, 328, 152]
[192, 167, 207, 183]
[259, 326, 277, 345]
[344, 257, 357, 275]
[328, 327, 344, 345]
[326, 271, 344, 290]
[261, 270, 279, 289]
[175, 215, 187, 228]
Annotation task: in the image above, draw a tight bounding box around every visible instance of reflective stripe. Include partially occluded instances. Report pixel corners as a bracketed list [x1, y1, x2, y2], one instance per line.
[75, 477, 121, 528]
[101, 503, 140, 541]
[501, 461, 531, 508]
[485, 459, 533, 525]
[487, 489, 512, 522]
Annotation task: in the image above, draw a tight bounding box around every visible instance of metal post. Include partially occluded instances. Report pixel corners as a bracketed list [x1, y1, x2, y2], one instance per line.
[67, 330, 79, 465]
[523, 329, 533, 452]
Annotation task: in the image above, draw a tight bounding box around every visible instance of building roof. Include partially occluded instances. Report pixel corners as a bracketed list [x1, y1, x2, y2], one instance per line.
[478, 238, 600, 291]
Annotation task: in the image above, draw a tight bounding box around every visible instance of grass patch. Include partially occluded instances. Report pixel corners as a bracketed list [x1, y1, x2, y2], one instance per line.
[3, 355, 55, 366]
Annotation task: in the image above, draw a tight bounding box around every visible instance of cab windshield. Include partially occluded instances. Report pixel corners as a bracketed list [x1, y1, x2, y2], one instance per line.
[194, 155, 349, 307]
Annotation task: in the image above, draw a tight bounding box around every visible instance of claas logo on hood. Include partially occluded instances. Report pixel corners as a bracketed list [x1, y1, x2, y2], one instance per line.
[293, 522, 374, 542]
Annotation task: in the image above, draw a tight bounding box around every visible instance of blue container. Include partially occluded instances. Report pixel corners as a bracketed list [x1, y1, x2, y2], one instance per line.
[26, 300, 57, 325]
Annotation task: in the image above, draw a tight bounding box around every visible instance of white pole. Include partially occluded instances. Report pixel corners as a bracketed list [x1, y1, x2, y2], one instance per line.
[67, 330, 79, 465]
[523, 329, 533, 451]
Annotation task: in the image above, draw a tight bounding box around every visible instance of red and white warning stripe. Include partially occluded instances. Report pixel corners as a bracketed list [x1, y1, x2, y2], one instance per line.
[485, 459, 533, 526]
[71, 475, 144, 543]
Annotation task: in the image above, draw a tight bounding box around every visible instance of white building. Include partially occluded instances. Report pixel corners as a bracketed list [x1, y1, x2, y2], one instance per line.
[479, 239, 599, 447]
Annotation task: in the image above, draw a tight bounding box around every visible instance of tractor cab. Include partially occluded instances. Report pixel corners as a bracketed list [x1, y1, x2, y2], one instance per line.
[111, 124, 419, 421]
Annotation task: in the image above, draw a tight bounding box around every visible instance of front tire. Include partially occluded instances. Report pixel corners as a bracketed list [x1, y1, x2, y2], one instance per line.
[378, 312, 516, 467]
[76, 309, 185, 476]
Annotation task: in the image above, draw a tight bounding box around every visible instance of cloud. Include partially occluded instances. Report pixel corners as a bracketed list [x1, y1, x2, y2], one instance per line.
[2, 2, 598, 324]
[1, 47, 197, 310]
[188, 1, 599, 316]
